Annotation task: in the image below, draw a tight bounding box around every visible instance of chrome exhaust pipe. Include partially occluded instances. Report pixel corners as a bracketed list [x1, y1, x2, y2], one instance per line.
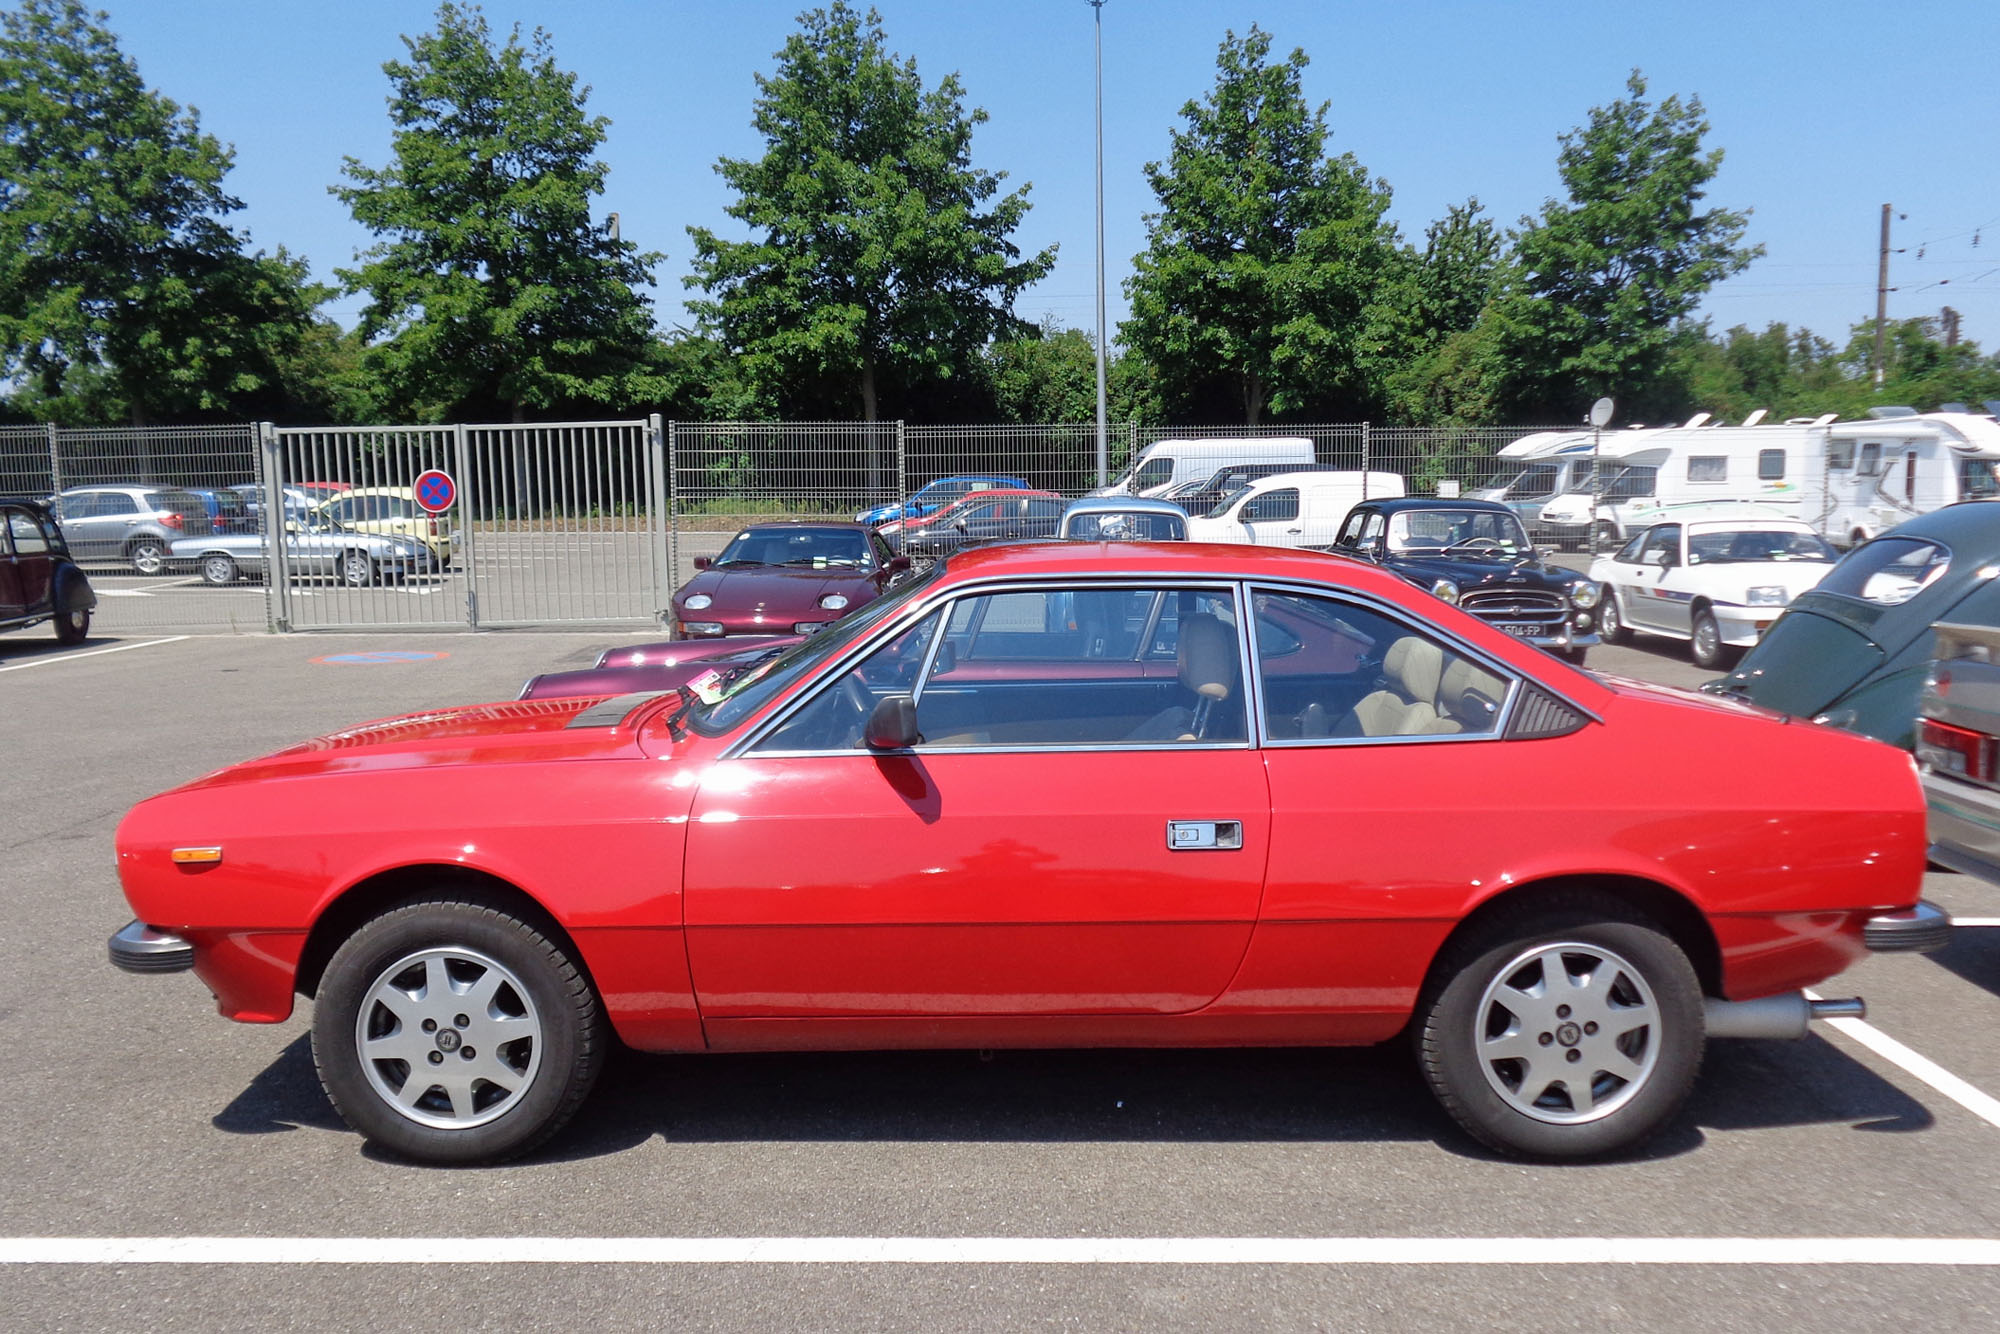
[1704, 993, 1866, 1040]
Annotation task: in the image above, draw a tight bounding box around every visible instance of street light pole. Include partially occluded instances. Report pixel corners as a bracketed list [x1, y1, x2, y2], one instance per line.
[1090, 0, 1108, 488]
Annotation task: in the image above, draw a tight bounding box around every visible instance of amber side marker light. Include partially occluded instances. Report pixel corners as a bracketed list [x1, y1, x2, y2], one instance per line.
[170, 847, 224, 865]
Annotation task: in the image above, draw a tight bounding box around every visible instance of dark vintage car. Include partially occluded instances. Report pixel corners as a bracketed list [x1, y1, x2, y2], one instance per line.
[887, 489, 1067, 561]
[111, 542, 1944, 1167]
[1330, 498, 1602, 663]
[1, 497, 95, 644]
[520, 634, 801, 700]
[671, 522, 909, 640]
[1705, 501, 2000, 748]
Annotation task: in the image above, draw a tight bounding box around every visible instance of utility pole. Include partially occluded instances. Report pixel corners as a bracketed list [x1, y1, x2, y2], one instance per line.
[1943, 306, 1961, 348]
[1873, 203, 1891, 391]
[1090, 0, 1109, 488]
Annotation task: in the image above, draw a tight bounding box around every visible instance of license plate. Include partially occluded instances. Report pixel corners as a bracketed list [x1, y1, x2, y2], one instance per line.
[1500, 622, 1540, 637]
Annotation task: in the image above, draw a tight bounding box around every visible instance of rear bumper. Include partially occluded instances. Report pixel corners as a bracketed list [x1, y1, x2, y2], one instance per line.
[108, 920, 195, 973]
[1862, 900, 1953, 954]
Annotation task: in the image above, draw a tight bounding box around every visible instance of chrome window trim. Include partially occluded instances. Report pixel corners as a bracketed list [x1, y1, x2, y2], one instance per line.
[728, 574, 1249, 759]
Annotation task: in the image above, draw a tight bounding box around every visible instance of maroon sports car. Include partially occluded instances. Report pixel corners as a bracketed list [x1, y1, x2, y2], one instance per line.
[669, 522, 909, 640]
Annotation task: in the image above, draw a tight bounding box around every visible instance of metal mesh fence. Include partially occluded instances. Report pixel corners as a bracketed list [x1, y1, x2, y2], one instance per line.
[4, 418, 1581, 639]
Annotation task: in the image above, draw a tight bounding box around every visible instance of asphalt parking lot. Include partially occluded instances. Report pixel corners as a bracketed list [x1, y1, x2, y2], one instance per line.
[2, 625, 1997, 1331]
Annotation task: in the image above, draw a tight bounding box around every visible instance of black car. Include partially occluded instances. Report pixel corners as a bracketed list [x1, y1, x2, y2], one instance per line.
[1330, 497, 1602, 663]
[1, 497, 95, 644]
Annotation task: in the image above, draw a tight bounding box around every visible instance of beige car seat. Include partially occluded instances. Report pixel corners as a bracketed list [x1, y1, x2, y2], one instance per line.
[1339, 636, 1445, 737]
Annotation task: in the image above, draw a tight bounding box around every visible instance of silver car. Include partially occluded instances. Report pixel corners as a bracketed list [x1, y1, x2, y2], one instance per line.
[53, 484, 213, 575]
[171, 516, 438, 587]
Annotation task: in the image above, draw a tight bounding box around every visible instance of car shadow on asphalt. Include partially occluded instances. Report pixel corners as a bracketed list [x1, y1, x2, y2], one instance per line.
[211, 1025, 1935, 1166]
[1925, 925, 1999, 1001]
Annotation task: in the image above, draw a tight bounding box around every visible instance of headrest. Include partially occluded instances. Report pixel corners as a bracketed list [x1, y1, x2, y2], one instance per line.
[1384, 636, 1443, 703]
[1178, 613, 1238, 700]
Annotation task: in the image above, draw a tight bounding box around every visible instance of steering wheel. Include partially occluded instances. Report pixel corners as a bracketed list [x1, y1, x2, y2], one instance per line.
[839, 673, 875, 745]
[1447, 537, 1506, 552]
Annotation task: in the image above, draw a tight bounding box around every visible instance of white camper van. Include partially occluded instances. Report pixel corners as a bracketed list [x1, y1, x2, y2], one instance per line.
[1092, 436, 1315, 498]
[1533, 407, 2000, 549]
[1184, 470, 1405, 548]
[1470, 430, 1604, 537]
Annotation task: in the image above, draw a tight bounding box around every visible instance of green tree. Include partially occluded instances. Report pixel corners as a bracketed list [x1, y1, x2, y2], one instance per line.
[1381, 198, 1507, 424]
[335, 2, 663, 422]
[1494, 71, 1762, 422]
[687, 2, 1055, 422]
[0, 0, 321, 423]
[1121, 27, 1402, 425]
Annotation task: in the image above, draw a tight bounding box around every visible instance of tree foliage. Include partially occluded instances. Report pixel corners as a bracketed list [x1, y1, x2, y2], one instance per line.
[1121, 27, 1403, 425]
[0, 0, 321, 423]
[1492, 71, 1762, 422]
[687, 2, 1055, 423]
[335, 2, 663, 422]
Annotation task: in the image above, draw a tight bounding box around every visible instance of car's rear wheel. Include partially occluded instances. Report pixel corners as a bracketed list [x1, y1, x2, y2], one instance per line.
[312, 899, 603, 1165]
[54, 604, 89, 645]
[340, 551, 375, 587]
[1593, 521, 1619, 553]
[1690, 609, 1738, 670]
[1416, 896, 1704, 1160]
[1598, 592, 1630, 645]
[126, 537, 168, 576]
[200, 553, 239, 586]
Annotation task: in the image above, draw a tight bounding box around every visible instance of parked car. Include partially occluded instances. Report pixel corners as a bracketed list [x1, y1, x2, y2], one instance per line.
[885, 489, 1066, 560]
[171, 515, 441, 586]
[110, 541, 1945, 1166]
[521, 635, 801, 700]
[1915, 621, 2000, 885]
[1329, 498, 1601, 663]
[183, 486, 257, 536]
[0, 497, 94, 643]
[856, 475, 1031, 526]
[1184, 471, 1406, 549]
[227, 482, 318, 527]
[1161, 462, 1349, 517]
[1057, 496, 1189, 541]
[670, 522, 909, 639]
[312, 487, 455, 565]
[1089, 436, 1315, 498]
[52, 484, 213, 574]
[1591, 512, 1839, 669]
[1704, 502, 2000, 747]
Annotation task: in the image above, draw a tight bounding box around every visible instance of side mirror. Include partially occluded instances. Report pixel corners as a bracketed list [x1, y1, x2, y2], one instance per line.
[283, 520, 301, 534]
[885, 555, 912, 573]
[864, 695, 921, 750]
[954, 517, 969, 532]
[693, 555, 712, 570]
[1239, 503, 1261, 523]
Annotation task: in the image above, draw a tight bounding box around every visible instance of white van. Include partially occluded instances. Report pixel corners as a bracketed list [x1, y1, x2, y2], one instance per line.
[1091, 436, 1315, 498]
[1185, 470, 1406, 548]
[1820, 408, 2000, 545]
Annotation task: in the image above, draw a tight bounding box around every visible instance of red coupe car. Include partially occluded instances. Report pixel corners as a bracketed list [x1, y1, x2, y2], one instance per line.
[109, 542, 1946, 1165]
[669, 522, 908, 640]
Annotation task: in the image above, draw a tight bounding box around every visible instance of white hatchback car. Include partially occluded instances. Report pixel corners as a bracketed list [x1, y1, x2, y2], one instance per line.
[1590, 515, 1839, 668]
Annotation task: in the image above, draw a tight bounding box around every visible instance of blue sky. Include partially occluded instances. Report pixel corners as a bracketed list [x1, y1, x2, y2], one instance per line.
[97, 0, 2000, 386]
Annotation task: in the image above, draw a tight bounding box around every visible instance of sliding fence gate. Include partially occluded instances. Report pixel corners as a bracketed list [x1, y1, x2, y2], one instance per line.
[266, 418, 667, 632]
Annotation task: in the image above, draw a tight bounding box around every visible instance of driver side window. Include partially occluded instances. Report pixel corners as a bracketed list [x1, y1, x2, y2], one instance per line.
[753, 611, 943, 753]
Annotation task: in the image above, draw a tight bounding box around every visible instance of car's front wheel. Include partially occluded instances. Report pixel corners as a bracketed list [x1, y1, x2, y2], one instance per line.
[1690, 609, 1739, 670]
[311, 898, 604, 1165]
[340, 551, 375, 587]
[200, 553, 239, 586]
[1416, 896, 1704, 1160]
[1598, 592, 1630, 645]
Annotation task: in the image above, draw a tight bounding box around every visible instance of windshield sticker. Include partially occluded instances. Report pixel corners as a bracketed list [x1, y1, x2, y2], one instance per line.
[687, 668, 728, 704]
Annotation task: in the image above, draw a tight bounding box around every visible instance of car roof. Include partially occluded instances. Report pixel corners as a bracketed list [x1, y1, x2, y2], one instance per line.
[1676, 518, 1818, 535]
[735, 520, 876, 534]
[1061, 496, 1188, 516]
[1868, 499, 2000, 546]
[0, 496, 57, 516]
[1350, 497, 1515, 515]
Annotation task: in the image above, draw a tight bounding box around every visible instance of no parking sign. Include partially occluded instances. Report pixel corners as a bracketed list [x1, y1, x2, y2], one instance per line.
[414, 469, 457, 514]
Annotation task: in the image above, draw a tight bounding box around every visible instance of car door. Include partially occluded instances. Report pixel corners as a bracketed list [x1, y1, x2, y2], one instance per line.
[1622, 524, 1683, 633]
[2, 507, 55, 615]
[58, 491, 120, 561]
[0, 510, 21, 618]
[681, 581, 1271, 1019]
[1240, 488, 1302, 545]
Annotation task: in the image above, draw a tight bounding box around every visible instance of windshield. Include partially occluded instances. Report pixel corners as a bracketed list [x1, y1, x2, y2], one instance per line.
[1960, 458, 2000, 500]
[1064, 511, 1188, 540]
[1815, 536, 1951, 607]
[713, 526, 871, 569]
[1387, 509, 1532, 554]
[1687, 529, 1836, 564]
[1204, 485, 1255, 520]
[690, 561, 946, 734]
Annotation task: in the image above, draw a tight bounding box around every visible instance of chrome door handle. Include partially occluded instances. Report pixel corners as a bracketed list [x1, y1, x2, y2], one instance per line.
[1166, 820, 1243, 850]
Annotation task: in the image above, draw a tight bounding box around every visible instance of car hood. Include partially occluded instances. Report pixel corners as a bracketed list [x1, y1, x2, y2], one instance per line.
[594, 635, 800, 670]
[676, 567, 874, 616]
[163, 696, 665, 792]
[1381, 552, 1575, 591]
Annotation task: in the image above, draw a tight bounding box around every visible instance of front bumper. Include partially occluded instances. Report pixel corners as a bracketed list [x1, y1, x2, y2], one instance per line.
[1862, 900, 1952, 954]
[108, 920, 195, 973]
[1713, 605, 1784, 646]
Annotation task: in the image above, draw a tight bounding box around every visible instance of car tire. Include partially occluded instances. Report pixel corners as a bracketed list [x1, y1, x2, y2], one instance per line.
[200, 553, 239, 586]
[54, 604, 89, 645]
[1416, 894, 1704, 1161]
[311, 898, 604, 1166]
[1690, 609, 1738, 670]
[341, 551, 375, 587]
[127, 536, 169, 576]
[1599, 592, 1631, 645]
[1592, 520, 1619, 553]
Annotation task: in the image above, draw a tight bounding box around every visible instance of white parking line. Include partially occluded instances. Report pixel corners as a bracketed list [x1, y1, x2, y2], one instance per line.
[1950, 917, 2000, 927]
[3, 1236, 1999, 1266]
[0, 636, 189, 673]
[1807, 989, 2000, 1129]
